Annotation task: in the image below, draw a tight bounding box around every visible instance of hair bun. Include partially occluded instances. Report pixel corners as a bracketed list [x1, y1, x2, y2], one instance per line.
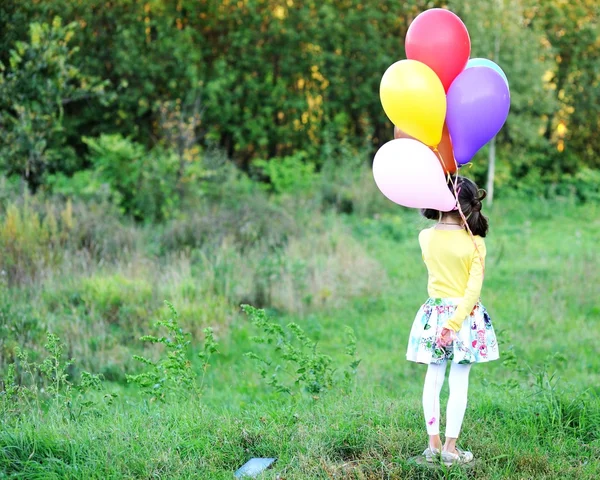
[472, 189, 486, 212]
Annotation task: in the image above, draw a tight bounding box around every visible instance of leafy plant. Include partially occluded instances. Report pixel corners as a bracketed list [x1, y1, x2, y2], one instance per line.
[253, 152, 318, 195]
[80, 132, 217, 221]
[1, 332, 113, 419]
[82, 134, 181, 221]
[127, 301, 218, 402]
[38, 333, 73, 402]
[242, 304, 360, 398]
[46, 169, 121, 206]
[343, 326, 361, 387]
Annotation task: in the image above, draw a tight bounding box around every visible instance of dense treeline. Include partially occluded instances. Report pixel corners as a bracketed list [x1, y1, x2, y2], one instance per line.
[0, 0, 598, 204]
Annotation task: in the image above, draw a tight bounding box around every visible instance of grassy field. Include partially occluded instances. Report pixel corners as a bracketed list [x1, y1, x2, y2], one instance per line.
[1, 187, 599, 479]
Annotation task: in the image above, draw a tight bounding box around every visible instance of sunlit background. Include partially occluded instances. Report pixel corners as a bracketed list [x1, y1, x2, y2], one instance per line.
[0, 1, 598, 478]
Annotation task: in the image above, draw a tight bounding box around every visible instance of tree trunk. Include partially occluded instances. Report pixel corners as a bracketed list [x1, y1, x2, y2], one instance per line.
[486, 136, 496, 206]
[486, 0, 503, 206]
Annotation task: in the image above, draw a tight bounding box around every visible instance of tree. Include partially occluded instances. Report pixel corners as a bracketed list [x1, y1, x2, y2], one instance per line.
[533, 0, 600, 169]
[0, 17, 108, 188]
[450, 0, 558, 192]
[0, 0, 597, 193]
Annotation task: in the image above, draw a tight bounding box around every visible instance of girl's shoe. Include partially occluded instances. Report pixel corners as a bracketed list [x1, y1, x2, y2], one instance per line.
[441, 448, 474, 466]
[422, 447, 440, 463]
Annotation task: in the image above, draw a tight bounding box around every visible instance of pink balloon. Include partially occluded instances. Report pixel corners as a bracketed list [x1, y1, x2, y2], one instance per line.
[373, 139, 456, 210]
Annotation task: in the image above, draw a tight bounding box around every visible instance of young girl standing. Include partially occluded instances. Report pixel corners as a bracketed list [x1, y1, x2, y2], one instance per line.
[406, 175, 499, 466]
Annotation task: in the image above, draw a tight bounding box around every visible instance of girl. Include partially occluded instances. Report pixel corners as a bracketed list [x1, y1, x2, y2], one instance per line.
[406, 175, 499, 466]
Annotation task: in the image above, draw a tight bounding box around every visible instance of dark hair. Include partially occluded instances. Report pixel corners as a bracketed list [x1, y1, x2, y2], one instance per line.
[421, 176, 489, 237]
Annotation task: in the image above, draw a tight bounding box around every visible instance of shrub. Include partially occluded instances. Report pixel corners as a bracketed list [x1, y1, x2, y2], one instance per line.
[82, 134, 180, 222]
[253, 152, 318, 195]
[80, 274, 154, 326]
[46, 170, 120, 206]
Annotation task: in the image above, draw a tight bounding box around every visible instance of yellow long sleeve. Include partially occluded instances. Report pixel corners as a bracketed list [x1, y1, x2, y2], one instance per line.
[419, 228, 487, 332]
[444, 239, 486, 331]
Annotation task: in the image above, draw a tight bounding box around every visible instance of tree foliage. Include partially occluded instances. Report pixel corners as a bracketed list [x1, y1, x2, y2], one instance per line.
[0, 16, 108, 188]
[0, 0, 597, 197]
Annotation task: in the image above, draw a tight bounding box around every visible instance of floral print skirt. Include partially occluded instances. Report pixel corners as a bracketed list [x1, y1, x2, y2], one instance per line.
[406, 298, 500, 365]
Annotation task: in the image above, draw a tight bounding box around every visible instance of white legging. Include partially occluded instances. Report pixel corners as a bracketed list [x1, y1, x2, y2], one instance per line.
[422, 361, 472, 438]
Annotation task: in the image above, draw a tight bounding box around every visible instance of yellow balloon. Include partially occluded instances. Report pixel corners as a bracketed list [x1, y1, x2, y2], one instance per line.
[380, 60, 446, 147]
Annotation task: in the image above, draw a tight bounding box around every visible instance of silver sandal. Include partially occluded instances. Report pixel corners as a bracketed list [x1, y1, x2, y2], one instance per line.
[422, 447, 441, 463]
[441, 448, 474, 466]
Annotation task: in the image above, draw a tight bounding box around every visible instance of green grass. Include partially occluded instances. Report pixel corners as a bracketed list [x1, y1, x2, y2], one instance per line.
[1, 196, 600, 479]
[1, 389, 598, 479]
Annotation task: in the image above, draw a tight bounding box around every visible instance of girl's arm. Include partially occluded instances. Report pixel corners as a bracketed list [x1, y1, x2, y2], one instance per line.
[443, 238, 486, 332]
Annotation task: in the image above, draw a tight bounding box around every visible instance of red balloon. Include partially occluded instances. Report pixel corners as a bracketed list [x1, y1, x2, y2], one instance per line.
[405, 9, 471, 92]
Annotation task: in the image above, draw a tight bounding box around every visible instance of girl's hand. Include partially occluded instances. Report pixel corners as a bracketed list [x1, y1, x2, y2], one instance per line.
[437, 328, 453, 347]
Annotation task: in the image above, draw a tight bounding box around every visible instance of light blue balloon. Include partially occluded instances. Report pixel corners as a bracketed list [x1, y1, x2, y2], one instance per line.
[466, 58, 509, 88]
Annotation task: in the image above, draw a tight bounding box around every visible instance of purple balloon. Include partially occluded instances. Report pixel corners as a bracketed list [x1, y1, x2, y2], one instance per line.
[446, 67, 510, 165]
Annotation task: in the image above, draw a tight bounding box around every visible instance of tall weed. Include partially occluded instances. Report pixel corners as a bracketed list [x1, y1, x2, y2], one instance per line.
[127, 302, 218, 402]
[1, 332, 114, 419]
[242, 305, 360, 398]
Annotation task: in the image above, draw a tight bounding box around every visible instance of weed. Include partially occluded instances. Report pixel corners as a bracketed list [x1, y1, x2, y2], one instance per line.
[343, 326, 361, 389]
[38, 332, 73, 402]
[242, 304, 360, 397]
[127, 301, 218, 402]
[1, 333, 113, 419]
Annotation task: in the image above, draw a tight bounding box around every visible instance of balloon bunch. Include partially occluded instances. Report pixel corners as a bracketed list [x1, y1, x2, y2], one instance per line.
[373, 8, 510, 211]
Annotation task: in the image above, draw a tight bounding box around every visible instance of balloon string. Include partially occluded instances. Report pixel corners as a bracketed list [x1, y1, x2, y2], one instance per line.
[432, 147, 443, 170]
[446, 171, 485, 280]
[441, 150, 486, 350]
[427, 146, 485, 436]
[431, 146, 443, 435]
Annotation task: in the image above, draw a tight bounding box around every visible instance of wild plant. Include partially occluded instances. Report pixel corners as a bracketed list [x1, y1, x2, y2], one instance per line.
[1, 332, 112, 419]
[242, 304, 360, 398]
[127, 301, 218, 402]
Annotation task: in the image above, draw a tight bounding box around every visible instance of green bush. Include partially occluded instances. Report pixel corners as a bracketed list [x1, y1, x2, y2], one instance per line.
[82, 134, 180, 221]
[563, 168, 600, 203]
[80, 274, 154, 326]
[253, 152, 318, 195]
[72, 133, 221, 222]
[500, 165, 600, 204]
[46, 170, 120, 206]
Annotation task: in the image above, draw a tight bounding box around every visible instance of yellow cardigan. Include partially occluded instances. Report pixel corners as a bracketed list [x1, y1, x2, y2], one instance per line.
[419, 227, 486, 332]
